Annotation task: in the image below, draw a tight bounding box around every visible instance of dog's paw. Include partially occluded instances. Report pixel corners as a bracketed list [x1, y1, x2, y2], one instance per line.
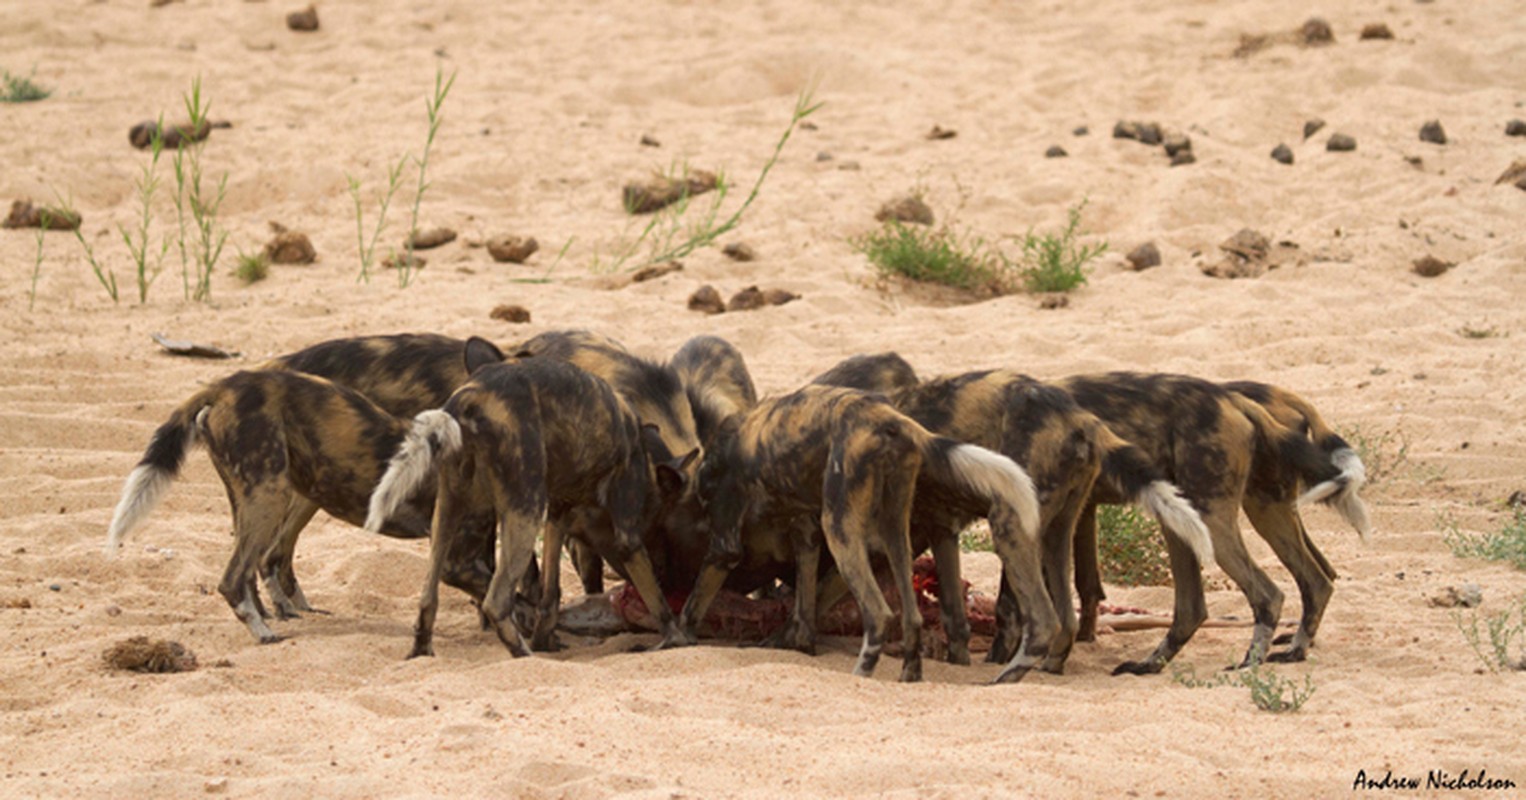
[1112, 659, 1164, 676]
[1271, 631, 1296, 646]
[1266, 648, 1308, 664]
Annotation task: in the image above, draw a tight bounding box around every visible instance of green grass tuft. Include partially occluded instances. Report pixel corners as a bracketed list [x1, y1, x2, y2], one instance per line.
[1453, 595, 1526, 673]
[1171, 661, 1317, 713]
[1010, 201, 1107, 293]
[1441, 508, 1526, 571]
[1098, 504, 1171, 586]
[234, 251, 270, 284]
[855, 221, 1003, 292]
[1, 68, 51, 103]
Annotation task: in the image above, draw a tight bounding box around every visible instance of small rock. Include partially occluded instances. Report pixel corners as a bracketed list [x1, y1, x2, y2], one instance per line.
[486, 235, 539, 264]
[1507, 490, 1525, 509]
[1298, 17, 1335, 45]
[1359, 23, 1394, 40]
[129, 119, 213, 150]
[763, 288, 800, 306]
[382, 253, 426, 271]
[836, 161, 861, 171]
[286, 5, 318, 32]
[1112, 120, 1140, 140]
[1494, 159, 1526, 189]
[875, 195, 934, 226]
[727, 286, 767, 312]
[3, 597, 32, 610]
[1044, 145, 1068, 158]
[1136, 122, 1163, 146]
[1221, 228, 1270, 261]
[1125, 242, 1161, 270]
[105, 604, 122, 617]
[204, 777, 229, 794]
[722, 242, 756, 262]
[1418, 120, 1447, 145]
[1163, 133, 1192, 157]
[1270, 143, 1294, 164]
[3, 199, 81, 231]
[623, 170, 718, 214]
[489, 304, 531, 324]
[1506, 119, 1526, 137]
[687, 285, 726, 315]
[407, 227, 457, 250]
[1170, 150, 1197, 167]
[1073, 126, 1090, 136]
[630, 261, 683, 283]
[1326, 133, 1357, 152]
[1038, 294, 1069, 310]
[1411, 254, 1454, 277]
[815, 151, 833, 162]
[1428, 584, 1483, 609]
[263, 227, 316, 265]
[926, 125, 957, 140]
[48, 584, 61, 592]
[1303, 118, 1326, 140]
[102, 636, 198, 673]
[639, 134, 661, 147]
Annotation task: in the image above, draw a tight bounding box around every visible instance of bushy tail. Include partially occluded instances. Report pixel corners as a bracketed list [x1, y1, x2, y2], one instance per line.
[105, 390, 215, 557]
[1094, 428, 1215, 566]
[920, 436, 1041, 542]
[1228, 393, 1372, 541]
[365, 409, 462, 532]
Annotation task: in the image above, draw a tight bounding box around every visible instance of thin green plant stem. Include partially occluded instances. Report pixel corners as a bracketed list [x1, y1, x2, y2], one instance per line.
[509, 236, 575, 284]
[53, 191, 118, 303]
[398, 68, 456, 289]
[28, 210, 48, 311]
[349, 155, 408, 284]
[120, 125, 170, 304]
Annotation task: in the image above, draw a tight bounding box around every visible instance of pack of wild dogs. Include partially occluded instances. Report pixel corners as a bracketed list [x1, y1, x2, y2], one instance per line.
[105, 330, 1371, 684]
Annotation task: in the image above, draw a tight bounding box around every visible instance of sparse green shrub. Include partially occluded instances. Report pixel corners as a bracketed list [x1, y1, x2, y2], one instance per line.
[1, 68, 50, 103]
[855, 220, 1003, 292]
[1171, 661, 1317, 713]
[1442, 508, 1526, 571]
[1453, 595, 1526, 673]
[171, 78, 229, 302]
[1008, 201, 1107, 293]
[234, 250, 270, 284]
[1098, 504, 1171, 586]
[1338, 423, 1410, 485]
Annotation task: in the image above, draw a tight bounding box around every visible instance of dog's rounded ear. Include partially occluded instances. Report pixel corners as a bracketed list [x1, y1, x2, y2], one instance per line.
[463, 337, 506, 375]
[639, 422, 675, 461]
[656, 448, 700, 500]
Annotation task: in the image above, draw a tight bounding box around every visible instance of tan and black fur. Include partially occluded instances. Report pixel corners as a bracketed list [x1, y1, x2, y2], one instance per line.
[812, 360, 1212, 676]
[670, 334, 759, 446]
[366, 339, 694, 658]
[104, 369, 481, 643]
[1059, 372, 1369, 674]
[675, 385, 1045, 683]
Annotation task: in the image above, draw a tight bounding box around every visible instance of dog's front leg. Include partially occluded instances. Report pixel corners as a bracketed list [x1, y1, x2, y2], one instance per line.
[530, 518, 569, 652]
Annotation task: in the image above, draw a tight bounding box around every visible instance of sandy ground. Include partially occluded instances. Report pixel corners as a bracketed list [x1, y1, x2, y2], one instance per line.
[4, 0, 1526, 797]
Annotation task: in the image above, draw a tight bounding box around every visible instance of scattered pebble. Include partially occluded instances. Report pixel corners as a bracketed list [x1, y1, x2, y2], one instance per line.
[639, 134, 661, 147]
[722, 242, 756, 262]
[129, 119, 219, 150]
[1507, 119, 1526, 137]
[630, 261, 683, 283]
[3, 597, 31, 609]
[727, 286, 767, 312]
[1038, 295, 1069, 310]
[1326, 133, 1357, 152]
[407, 227, 457, 250]
[815, 151, 833, 162]
[926, 125, 957, 140]
[763, 288, 800, 306]
[1044, 145, 1068, 158]
[3, 199, 80, 231]
[1428, 584, 1482, 609]
[1418, 120, 1447, 145]
[1495, 159, 1526, 190]
[205, 776, 229, 794]
[1125, 242, 1161, 270]
[1303, 118, 1326, 140]
[622, 170, 718, 214]
[875, 195, 934, 226]
[489, 304, 531, 324]
[286, 5, 318, 32]
[263, 224, 316, 264]
[486, 235, 539, 264]
[48, 583, 62, 592]
[1170, 150, 1197, 167]
[1137, 122, 1162, 146]
[1113, 120, 1139, 140]
[102, 636, 198, 673]
[1299, 17, 1335, 45]
[1359, 23, 1394, 40]
[1411, 254, 1454, 277]
[1271, 143, 1294, 164]
[105, 604, 122, 617]
[1162, 133, 1192, 158]
[1072, 126, 1089, 136]
[1203, 228, 1278, 279]
[687, 285, 726, 315]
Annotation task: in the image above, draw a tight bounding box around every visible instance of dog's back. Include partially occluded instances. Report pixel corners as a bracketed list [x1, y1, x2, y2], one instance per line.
[265, 332, 477, 418]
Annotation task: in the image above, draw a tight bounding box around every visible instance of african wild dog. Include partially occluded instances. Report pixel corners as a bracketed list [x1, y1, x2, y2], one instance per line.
[811, 360, 1214, 676]
[104, 370, 457, 643]
[366, 338, 695, 657]
[511, 330, 706, 598]
[670, 334, 758, 446]
[676, 384, 1045, 683]
[1057, 372, 1369, 674]
[257, 333, 498, 617]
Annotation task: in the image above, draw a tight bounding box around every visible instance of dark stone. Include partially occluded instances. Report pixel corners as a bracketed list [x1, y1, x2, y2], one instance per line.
[1271, 143, 1294, 164]
[286, 5, 318, 32]
[1163, 133, 1192, 157]
[1419, 120, 1447, 145]
[1411, 255, 1454, 277]
[1359, 23, 1394, 40]
[687, 285, 726, 315]
[486, 235, 539, 264]
[1303, 118, 1326, 140]
[1505, 119, 1526, 137]
[1044, 145, 1068, 158]
[1113, 120, 1139, 140]
[1125, 242, 1161, 270]
[3, 199, 80, 230]
[1299, 17, 1335, 45]
[1170, 150, 1196, 167]
[763, 288, 800, 306]
[263, 229, 316, 264]
[407, 227, 457, 250]
[874, 195, 934, 226]
[1137, 122, 1163, 146]
[489, 304, 531, 324]
[727, 286, 767, 312]
[722, 242, 756, 262]
[1326, 133, 1357, 152]
[1073, 126, 1090, 136]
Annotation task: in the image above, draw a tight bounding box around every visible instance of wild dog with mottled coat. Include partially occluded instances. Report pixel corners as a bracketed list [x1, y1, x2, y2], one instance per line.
[670, 334, 759, 446]
[367, 339, 695, 657]
[105, 370, 450, 643]
[677, 385, 1045, 683]
[1058, 372, 1370, 674]
[811, 359, 1212, 675]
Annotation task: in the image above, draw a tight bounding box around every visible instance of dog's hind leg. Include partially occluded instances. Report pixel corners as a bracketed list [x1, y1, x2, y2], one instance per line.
[1071, 502, 1103, 643]
[878, 458, 924, 683]
[758, 518, 821, 654]
[1111, 524, 1208, 675]
[412, 465, 467, 659]
[928, 527, 972, 666]
[530, 517, 570, 652]
[1246, 498, 1332, 663]
[1203, 501, 1284, 669]
[820, 451, 895, 678]
[1038, 487, 1089, 674]
[261, 496, 321, 618]
[989, 500, 1059, 684]
[219, 486, 289, 644]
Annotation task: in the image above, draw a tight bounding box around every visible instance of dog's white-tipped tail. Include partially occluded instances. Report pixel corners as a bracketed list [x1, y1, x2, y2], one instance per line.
[105, 464, 175, 558]
[1138, 480, 1215, 567]
[1297, 447, 1372, 542]
[365, 410, 461, 532]
[948, 443, 1042, 542]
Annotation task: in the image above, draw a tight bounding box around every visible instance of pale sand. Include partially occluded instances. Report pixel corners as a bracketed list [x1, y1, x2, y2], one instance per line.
[3, 1, 1526, 797]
